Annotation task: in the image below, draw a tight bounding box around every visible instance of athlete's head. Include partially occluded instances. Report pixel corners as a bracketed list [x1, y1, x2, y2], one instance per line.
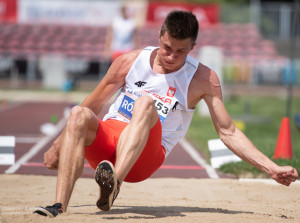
[160, 10, 199, 45]
[157, 11, 198, 73]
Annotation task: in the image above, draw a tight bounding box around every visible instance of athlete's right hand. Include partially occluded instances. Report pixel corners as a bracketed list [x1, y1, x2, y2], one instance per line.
[44, 142, 59, 170]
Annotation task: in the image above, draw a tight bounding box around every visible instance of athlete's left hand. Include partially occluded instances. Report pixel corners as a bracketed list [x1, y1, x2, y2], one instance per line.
[271, 166, 298, 186]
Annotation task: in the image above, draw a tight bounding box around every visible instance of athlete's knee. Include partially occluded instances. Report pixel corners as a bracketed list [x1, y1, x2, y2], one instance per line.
[67, 106, 92, 131]
[134, 95, 156, 115]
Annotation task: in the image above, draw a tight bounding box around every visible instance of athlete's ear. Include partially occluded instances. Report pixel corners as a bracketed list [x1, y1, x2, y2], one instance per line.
[191, 42, 196, 51]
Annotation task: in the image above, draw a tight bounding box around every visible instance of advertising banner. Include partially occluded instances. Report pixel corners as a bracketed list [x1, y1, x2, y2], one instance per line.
[0, 0, 17, 22]
[147, 2, 219, 26]
[18, 0, 123, 26]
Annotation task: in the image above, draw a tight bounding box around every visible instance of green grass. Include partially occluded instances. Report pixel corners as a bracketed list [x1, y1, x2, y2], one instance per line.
[186, 94, 300, 178]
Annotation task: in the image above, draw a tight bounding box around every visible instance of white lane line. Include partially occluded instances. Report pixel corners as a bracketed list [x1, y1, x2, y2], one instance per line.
[16, 137, 41, 144]
[180, 138, 219, 179]
[5, 117, 67, 174]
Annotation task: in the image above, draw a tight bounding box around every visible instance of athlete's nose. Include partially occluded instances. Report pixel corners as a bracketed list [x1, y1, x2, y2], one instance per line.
[167, 52, 176, 62]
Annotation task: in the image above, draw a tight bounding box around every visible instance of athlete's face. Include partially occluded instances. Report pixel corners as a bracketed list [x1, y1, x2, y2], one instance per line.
[158, 31, 195, 73]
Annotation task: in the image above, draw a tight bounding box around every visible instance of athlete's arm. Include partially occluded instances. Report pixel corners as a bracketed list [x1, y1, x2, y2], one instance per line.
[80, 51, 136, 114]
[81, 50, 142, 113]
[194, 66, 298, 186]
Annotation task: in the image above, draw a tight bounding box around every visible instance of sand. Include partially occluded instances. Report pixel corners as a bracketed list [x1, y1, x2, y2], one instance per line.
[0, 174, 299, 223]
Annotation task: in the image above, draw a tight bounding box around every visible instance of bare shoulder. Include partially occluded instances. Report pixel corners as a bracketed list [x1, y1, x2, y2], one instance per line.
[119, 49, 143, 63]
[193, 63, 221, 88]
[105, 49, 142, 82]
[111, 49, 142, 74]
[188, 63, 222, 108]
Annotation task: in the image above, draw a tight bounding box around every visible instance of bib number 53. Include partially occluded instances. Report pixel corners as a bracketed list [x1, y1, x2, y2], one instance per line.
[153, 100, 169, 115]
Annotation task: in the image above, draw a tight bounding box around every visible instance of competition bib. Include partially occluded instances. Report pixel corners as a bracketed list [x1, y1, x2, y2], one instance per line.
[117, 90, 140, 121]
[117, 89, 176, 123]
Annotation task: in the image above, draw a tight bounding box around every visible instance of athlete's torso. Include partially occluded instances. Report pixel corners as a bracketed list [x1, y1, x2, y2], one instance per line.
[103, 46, 199, 156]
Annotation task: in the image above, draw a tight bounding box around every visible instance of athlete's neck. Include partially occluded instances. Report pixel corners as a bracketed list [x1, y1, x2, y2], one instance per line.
[151, 49, 182, 74]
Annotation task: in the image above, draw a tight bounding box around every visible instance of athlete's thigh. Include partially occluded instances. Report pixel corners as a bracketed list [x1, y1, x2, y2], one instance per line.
[85, 119, 128, 169]
[83, 107, 100, 146]
[124, 119, 165, 182]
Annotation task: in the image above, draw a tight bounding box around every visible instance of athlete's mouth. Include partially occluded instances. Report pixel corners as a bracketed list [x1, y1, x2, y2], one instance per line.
[165, 60, 174, 65]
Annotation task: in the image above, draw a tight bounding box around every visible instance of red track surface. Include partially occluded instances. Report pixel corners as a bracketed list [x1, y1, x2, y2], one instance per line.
[0, 101, 210, 178]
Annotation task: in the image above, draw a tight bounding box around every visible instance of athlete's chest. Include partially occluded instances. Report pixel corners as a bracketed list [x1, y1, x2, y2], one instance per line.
[118, 87, 178, 124]
[126, 69, 174, 95]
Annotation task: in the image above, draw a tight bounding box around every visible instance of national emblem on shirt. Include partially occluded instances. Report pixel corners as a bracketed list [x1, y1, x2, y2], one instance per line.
[167, 87, 176, 97]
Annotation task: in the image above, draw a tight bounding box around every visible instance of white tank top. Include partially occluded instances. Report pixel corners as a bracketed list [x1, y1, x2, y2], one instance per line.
[103, 46, 199, 157]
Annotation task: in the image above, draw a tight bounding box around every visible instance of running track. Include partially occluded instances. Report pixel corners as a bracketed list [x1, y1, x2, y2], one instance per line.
[0, 101, 218, 179]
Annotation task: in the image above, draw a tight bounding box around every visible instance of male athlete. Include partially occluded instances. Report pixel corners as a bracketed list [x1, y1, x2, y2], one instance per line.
[34, 10, 298, 218]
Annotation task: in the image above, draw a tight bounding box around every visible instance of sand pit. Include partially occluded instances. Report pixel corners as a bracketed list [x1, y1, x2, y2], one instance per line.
[0, 174, 299, 223]
[0, 175, 300, 223]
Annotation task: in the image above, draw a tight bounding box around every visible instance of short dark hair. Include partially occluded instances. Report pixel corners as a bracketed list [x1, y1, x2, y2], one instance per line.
[160, 10, 199, 44]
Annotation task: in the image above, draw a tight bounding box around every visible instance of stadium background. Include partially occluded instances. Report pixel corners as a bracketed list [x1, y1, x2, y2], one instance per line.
[0, 0, 299, 90]
[1, 2, 300, 222]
